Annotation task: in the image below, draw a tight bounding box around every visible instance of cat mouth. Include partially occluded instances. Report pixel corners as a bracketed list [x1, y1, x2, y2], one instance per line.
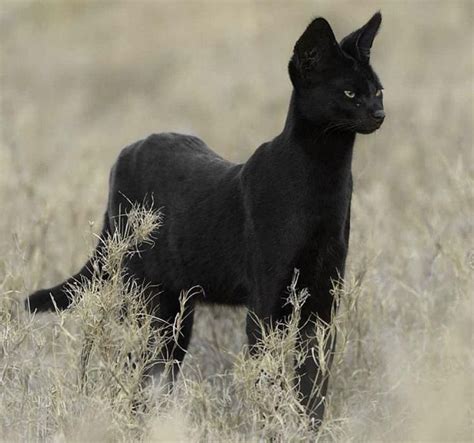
[357, 121, 384, 134]
[357, 126, 380, 134]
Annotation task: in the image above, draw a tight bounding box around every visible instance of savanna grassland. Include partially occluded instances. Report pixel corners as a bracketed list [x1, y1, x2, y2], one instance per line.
[0, 1, 472, 441]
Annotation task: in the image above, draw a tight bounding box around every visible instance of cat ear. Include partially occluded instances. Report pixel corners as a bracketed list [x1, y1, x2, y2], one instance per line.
[340, 12, 382, 64]
[289, 17, 342, 86]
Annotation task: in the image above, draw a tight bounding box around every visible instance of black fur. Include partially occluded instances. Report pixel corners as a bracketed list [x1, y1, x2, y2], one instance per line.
[26, 13, 384, 423]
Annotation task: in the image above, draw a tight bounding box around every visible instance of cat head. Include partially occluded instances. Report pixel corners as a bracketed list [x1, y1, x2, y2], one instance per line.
[288, 12, 384, 134]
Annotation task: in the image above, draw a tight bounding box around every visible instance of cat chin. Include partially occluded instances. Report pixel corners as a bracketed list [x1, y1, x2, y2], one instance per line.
[356, 126, 382, 135]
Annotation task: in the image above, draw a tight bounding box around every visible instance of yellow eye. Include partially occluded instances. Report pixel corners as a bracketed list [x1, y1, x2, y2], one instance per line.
[375, 89, 383, 97]
[344, 90, 356, 99]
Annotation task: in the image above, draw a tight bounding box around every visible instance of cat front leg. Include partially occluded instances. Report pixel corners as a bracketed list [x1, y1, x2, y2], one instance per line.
[294, 239, 347, 426]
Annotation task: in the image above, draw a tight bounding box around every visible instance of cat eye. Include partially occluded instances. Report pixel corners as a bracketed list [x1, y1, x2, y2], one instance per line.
[344, 90, 356, 99]
[375, 89, 384, 97]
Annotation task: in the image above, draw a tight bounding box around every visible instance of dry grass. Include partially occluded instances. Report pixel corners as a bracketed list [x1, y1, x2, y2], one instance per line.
[1, 1, 473, 441]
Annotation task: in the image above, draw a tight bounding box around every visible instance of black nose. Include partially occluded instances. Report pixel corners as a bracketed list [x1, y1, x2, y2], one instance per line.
[372, 109, 385, 122]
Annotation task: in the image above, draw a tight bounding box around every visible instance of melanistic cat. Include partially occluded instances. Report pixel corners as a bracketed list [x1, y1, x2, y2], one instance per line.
[27, 13, 384, 424]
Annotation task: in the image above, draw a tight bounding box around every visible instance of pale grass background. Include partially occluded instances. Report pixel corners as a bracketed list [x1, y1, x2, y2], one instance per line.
[0, 1, 472, 441]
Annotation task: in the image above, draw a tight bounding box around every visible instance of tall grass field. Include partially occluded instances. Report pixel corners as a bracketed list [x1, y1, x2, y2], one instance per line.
[0, 1, 472, 441]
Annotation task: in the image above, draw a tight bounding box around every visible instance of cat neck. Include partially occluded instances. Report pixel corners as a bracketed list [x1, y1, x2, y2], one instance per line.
[275, 91, 355, 188]
[242, 91, 356, 197]
[283, 91, 355, 159]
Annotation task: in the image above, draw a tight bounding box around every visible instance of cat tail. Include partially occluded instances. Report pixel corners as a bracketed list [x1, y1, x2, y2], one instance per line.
[25, 213, 112, 313]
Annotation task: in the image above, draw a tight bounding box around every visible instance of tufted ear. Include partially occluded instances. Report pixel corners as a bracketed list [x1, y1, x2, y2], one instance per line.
[289, 17, 342, 87]
[340, 12, 382, 64]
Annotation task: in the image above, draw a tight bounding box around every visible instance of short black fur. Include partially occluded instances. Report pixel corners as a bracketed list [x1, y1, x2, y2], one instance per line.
[27, 12, 384, 424]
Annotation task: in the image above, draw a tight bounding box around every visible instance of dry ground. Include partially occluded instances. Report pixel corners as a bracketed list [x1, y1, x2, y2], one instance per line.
[0, 1, 473, 441]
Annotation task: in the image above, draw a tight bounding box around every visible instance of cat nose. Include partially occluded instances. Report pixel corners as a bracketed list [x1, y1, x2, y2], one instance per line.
[372, 109, 385, 122]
